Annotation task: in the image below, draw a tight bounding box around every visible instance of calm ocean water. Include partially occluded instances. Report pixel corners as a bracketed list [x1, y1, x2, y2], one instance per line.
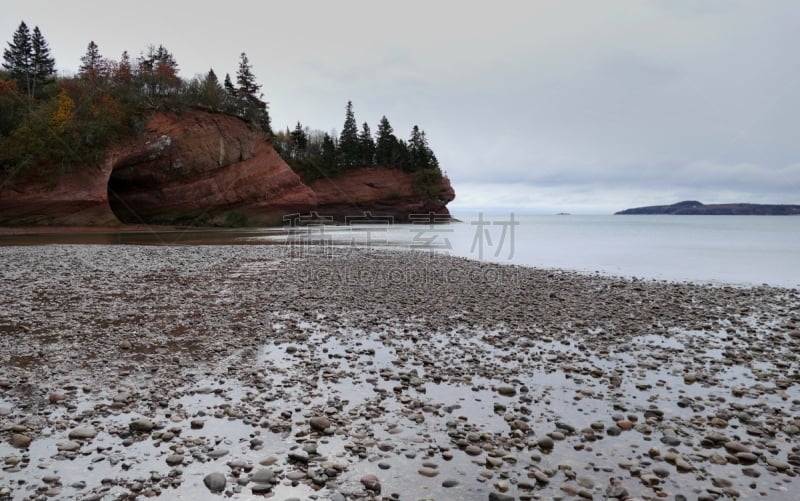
[277, 214, 800, 288]
[2, 215, 797, 287]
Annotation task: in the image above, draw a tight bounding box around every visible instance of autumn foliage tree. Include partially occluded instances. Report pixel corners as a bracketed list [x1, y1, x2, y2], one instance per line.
[2, 20, 437, 188]
[136, 44, 180, 97]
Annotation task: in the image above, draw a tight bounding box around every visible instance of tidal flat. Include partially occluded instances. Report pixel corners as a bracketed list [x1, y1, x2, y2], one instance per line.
[0, 245, 799, 500]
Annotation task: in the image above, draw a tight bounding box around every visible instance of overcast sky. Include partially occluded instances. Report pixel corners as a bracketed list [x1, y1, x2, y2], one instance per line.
[4, 0, 798, 214]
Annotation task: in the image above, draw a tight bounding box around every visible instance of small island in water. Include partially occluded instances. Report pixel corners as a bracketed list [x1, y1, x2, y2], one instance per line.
[616, 200, 800, 215]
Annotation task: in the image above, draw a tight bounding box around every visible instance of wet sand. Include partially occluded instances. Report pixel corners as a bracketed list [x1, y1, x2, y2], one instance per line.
[0, 245, 799, 500]
[0, 227, 287, 246]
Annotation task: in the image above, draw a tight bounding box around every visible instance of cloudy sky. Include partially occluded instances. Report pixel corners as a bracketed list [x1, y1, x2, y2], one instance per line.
[4, 0, 798, 214]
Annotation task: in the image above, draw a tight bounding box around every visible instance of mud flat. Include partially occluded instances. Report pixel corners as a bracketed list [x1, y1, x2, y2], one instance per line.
[0, 245, 799, 500]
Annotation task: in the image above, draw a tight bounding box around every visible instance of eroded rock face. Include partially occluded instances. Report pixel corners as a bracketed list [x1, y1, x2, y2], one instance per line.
[0, 110, 455, 226]
[310, 167, 455, 222]
[0, 164, 119, 226]
[107, 110, 315, 226]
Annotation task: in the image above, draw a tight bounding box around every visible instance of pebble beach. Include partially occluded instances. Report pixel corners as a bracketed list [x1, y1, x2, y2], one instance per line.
[1, 244, 799, 500]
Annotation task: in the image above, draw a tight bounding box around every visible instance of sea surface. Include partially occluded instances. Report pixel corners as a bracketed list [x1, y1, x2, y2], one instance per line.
[267, 214, 800, 288]
[2, 214, 798, 288]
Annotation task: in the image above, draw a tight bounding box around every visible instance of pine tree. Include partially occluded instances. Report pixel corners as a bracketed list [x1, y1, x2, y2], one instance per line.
[235, 52, 260, 97]
[29, 26, 55, 98]
[391, 139, 411, 170]
[79, 41, 104, 79]
[408, 125, 431, 171]
[338, 100, 359, 168]
[206, 68, 219, 86]
[2, 21, 33, 96]
[2, 22, 55, 99]
[422, 131, 439, 169]
[374, 115, 395, 166]
[321, 133, 337, 170]
[290, 121, 308, 157]
[358, 122, 375, 166]
[223, 73, 236, 96]
[199, 68, 225, 109]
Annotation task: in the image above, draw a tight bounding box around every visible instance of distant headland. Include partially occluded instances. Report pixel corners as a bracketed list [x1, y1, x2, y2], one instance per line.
[616, 200, 800, 215]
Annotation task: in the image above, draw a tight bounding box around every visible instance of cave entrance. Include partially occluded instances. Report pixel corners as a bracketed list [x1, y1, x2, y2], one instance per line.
[108, 166, 136, 224]
[107, 160, 157, 225]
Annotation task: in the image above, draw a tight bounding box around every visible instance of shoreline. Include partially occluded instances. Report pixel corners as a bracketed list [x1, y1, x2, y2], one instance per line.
[0, 224, 181, 236]
[1, 245, 799, 500]
[0, 230, 797, 291]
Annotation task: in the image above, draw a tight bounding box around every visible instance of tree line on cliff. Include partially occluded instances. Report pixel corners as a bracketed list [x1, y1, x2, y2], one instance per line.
[272, 101, 441, 185]
[1, 21, 270, 175]
[1, 20, 444, 197]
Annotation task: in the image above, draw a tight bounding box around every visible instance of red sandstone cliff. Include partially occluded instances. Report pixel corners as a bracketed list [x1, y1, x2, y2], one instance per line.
[0, 109, 454, 226]
[311, 167, 455, 221]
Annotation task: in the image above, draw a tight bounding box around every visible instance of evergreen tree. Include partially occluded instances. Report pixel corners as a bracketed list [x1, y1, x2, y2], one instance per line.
[338, 100, 359, 168]
[223, 73, 236, 96]
[29, 26, 55, 97]
[408, 125, 430, 171]
[1, 21, 53, 98]
[229, 54, 271, 134]
[79, 41, 104, 79]
[206, 68, 219, 86]
[235, 52, 260, 97]
[358, 121, 375, 166]
[422, 131, 439, 169]
[198, 68, 225, 109]
[391, 139, 411, 170]
[321, 133, 337, 169]
[2, 21, 32, 95]
[374, 115, 395, 166]
[290, 121, 308, 157]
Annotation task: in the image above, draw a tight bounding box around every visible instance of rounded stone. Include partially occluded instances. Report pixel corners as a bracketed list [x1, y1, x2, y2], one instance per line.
[68, 426, 98, 440]
[56, 440, 80, 452]
[286, 471, 306, 481]
[310, 416, 331, 432]
[497, 386, 517, 397]
[360, 474, 381, 493]
[250, 468, 276, 484]
[9, 433, 32, 449]
[538, 437, 554, 450]
[418, 466, 439, 477]
[207, 448, 230, 459]
[204, 472, 226, 492]
[465, 445, 483, 456]
[129, 418, 155, 433]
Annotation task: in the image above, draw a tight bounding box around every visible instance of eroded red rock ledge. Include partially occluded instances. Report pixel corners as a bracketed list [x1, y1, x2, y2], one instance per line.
[0, 109, 455, 227]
